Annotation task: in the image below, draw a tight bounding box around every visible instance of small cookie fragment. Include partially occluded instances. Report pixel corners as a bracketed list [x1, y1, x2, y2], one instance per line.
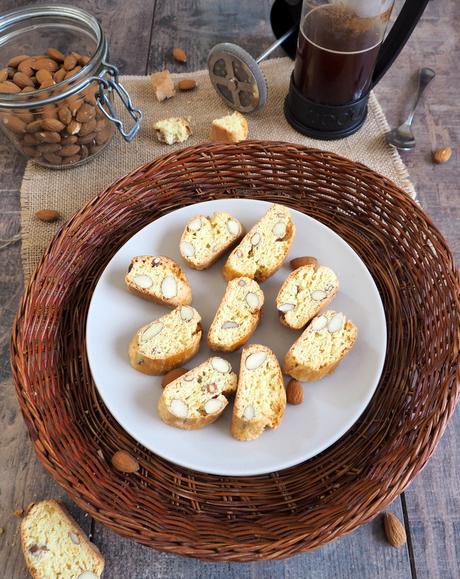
[284, 310, 357, 381]
[158, 357, 237, 429]
[20, 500, 104, 579]
[129, 306, 202, 375]
[276, 264, 339, 329]
[210, 111, 248, 143]
[180, 212, 244, 270]
[208, 277, 264, 352]
[125, 255, 192, 307]
[231, 344, 286, 441]
[223, 203, 295, 282]
[153, 116, 192, 145]
[150, 70, 175, 102]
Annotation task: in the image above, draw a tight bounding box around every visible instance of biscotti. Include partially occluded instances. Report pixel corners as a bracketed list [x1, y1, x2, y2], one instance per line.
[231, 344, 286, 441]
[150, 70, 175, 101]
[210, 111, 248, 142]
[276, 263, 339, 329]
[153, 116, 192, 145]
[284, 311, 357, 381]
[129, 305, 202, 375]
[125, 255, 192, 307]
[223, 204, 295, 282]
[208, 277, 264, 352]
[180, 211, 244, 270]
[158, 357, 237, 429]
[20, 500, 104, 579]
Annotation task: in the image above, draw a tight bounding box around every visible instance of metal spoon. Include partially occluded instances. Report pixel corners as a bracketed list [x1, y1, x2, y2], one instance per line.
[386, 67, 435, 150]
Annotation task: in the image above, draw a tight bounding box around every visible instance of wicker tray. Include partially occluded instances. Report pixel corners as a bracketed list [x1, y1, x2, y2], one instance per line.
[12, 141, 459, 561]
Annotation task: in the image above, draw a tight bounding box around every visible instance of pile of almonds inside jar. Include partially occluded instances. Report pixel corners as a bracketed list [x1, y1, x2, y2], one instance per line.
[0, 48, 114, 167]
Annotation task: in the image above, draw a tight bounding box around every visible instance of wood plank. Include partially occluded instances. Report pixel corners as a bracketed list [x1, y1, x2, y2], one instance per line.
[92, 502, 411, 579]
[147, 0, 281, 74]
[374, 1, 460, 578]
[0, 188, 92, 578]
[0, 0, 458, 576]
[0, 0, 155, 74]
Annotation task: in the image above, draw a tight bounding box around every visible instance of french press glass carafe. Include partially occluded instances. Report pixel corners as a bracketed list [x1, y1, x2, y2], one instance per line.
[274, 0, 430, 139]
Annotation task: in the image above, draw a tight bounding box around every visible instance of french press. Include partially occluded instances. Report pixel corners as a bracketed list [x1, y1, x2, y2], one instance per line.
[209, 0, 430, 140]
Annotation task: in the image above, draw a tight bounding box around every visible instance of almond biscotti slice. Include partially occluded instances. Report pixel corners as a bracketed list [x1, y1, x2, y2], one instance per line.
[231, 344, 286, 441]
[180, 211, 244, 269]
[276, 264, 339, 329]
[129, 305, 202, 375]
[125, 255, 192, 307]
[223, 204, 295, 282]
[284, 311, 357, 381]
[158, 357, 237, 429]
[20, 500, 104, 579]
[208, 277, 264, 352]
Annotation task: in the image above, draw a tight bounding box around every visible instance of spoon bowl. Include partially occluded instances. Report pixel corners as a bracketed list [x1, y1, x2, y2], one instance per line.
[386, 67, 435, 151]
[386, 123, 416, 150]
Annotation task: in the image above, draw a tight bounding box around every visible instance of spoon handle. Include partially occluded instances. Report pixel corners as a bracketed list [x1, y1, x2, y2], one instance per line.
[405, 67, 435, 126]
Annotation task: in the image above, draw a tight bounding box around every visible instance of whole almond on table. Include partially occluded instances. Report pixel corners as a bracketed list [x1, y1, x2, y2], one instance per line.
[111, 450, 139, 473]
[286, 379, 304, 405]
[161, 367, 188, 388]
[433, 147, 452, 164]
[35, 209, 61, 223]
[178, 79, 197, 91]
[172, 47, 187, 63]
[383, 512, 407, 548]
[289, 256, 319, 270]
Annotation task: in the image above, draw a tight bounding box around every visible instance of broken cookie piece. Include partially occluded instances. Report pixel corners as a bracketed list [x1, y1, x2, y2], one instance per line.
[153, 116, 192, 145]
[150, 69, 175, 102]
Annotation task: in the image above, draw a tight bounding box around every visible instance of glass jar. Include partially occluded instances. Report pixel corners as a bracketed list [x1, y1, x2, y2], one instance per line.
[0, 5, 142, 168]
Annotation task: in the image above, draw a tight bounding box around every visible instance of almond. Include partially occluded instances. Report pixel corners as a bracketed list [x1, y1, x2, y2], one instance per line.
[12, 71, 34, 88]
[289, 256, 319, 270]
[161, 367, 187, 388]
[178, 79, 196, 91]
[172, 47, 187, 63]
[8, 54, 30, 67]
[433, 147, 452, 164]
[35, 209, 61, 223]
[0, 80, 21, 93]
[47, 47, 65, 62]
[286, 379, 303, 405]
[383, 512, 406, 548]
[30, 57, 59, 72]
[111, 450, 139, 473]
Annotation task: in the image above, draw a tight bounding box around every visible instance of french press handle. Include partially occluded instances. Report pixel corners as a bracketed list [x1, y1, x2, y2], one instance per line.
[371, 0, 430, 87]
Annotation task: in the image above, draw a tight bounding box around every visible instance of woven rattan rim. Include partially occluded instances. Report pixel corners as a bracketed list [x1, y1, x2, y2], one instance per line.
[11, 141, 460, 561]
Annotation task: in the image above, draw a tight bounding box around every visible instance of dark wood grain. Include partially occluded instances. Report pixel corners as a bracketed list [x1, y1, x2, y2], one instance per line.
[0, 0, 458, 577]
[0, 0, 155, 74]
[93, 505, 411, 579]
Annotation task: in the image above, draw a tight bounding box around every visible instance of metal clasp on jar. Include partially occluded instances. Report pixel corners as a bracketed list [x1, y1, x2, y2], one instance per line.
[87, 62, 143, 141]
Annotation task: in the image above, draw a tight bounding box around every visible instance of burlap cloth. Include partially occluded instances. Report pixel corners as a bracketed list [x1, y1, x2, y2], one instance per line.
[20, 57, 416, 281]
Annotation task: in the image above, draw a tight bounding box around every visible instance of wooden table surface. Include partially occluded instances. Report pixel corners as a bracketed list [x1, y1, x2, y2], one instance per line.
[1, 1, 458, 578]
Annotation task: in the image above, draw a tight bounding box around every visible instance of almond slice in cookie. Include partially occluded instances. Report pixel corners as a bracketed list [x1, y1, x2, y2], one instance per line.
[180, 212, 244, 270]
[158, 357, 237, 429]
[231, 344, 286, 441]
[208, 277, 264, 352]
[129, 306, 202, 375]
[276, 263, 338, 330]
[223, 203, 295, 282]
[125, 255, 192, 307]
[284, 310, 357, 381]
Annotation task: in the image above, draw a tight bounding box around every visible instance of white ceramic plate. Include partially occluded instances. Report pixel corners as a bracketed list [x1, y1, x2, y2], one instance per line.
[86, 199, 386, 476]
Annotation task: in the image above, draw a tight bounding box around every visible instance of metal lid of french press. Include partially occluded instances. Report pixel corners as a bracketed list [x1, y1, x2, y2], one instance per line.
[207, 43, 267, 113]
[207, 27, 295, 113]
